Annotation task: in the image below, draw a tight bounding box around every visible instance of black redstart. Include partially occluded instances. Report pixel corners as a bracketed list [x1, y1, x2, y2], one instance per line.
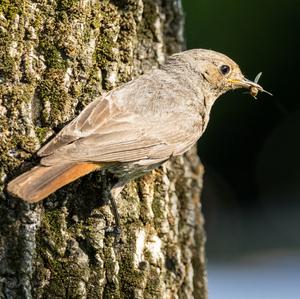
[7, 49, 270, 232]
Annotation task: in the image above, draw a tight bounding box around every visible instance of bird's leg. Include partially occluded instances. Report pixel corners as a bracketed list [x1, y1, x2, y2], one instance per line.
[99, 171, 113, 205]
[105, 180, 126, 243]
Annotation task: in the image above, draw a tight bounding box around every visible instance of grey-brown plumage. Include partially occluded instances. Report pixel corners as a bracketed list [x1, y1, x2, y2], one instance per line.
[7, 49, 268, 205]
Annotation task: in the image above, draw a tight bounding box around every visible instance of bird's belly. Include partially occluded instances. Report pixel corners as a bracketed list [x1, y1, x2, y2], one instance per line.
[108, 159, 167, 181]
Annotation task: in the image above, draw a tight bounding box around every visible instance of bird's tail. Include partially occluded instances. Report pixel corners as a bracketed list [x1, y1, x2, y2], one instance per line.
[7, 162, 100, 203]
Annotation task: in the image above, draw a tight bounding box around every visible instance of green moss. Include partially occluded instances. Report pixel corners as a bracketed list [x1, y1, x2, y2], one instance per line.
[45, 260, 68, 297]
[90, 14, 101, 30]
[42, 209, 65, 248]
[18, 135, 38, 153]
[137, 0, 158, 40]
[0, 84, 39, 176]
[56, 0, 78, 12]
[0, 48, 15, 80]
[31, 12, 43, 32]
[103, 229, 148, 298]
[39, 40, 67, 70]
[35, 211, 66, 294]
[152, 187, 165, 219]
[36, 208, 95, 297]
[118, 249, 144, 297]
[35, 127, 51, 143]
[94, 4, 119, 70]
[145, 267, 161, 296]
[95, 35, 114, 69]
[0, 0, 24, 20]
[37, 69, 71, 126]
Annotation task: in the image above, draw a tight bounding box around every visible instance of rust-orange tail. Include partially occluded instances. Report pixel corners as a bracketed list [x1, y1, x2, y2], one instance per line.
[7, 162, 100, 203]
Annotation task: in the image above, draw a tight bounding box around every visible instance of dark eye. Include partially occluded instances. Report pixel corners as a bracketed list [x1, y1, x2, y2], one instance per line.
[220, 65, 231, 75]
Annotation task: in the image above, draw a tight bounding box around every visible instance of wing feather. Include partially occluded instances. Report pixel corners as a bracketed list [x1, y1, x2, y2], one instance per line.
[38, 96, 118, 156]
[38, 83, 203, 166]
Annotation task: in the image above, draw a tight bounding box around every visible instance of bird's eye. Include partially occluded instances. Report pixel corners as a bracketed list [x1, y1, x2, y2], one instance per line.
[220, 65, 231, 75]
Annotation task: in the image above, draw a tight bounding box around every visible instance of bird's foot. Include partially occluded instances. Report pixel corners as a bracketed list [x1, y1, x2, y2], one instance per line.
[105, 225, 122, 245]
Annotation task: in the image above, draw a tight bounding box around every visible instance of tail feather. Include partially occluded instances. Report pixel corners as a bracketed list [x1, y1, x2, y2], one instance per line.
[7, 162, 100, 203]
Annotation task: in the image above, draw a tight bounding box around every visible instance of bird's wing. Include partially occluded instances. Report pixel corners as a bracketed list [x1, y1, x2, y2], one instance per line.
[40, 114, 195, 166]
[38, 78, 203, 166]
[38, 95, 118, 157]
[39, 97, 200, 166]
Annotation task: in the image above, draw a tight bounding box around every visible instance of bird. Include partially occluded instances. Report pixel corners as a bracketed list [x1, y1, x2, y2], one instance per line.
[7, 49, 270, 233]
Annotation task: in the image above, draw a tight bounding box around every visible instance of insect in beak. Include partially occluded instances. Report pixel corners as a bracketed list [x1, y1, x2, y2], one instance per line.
[246, 72, 273, 99]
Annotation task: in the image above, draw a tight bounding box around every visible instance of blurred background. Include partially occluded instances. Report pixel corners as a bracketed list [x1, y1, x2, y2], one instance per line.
[182, 0, 300, 298]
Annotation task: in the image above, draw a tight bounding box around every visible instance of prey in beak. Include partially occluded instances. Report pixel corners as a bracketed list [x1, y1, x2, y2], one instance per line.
[228, 72, 273, 99]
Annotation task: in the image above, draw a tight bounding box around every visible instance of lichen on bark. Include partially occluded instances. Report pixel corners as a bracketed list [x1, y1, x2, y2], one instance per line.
[0, 0, 207, 298]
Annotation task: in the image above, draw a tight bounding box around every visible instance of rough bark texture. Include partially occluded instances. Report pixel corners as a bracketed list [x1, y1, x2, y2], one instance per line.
[0, 0, 207, 298]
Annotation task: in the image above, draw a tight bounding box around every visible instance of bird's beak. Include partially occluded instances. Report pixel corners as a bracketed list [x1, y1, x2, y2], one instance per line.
[227, 77, 262, 90]
[227, 77, 272, 98]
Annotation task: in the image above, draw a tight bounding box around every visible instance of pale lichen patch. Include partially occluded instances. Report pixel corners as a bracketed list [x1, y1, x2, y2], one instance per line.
[134, 229, 146, 266]
[146, 233, 163, 265]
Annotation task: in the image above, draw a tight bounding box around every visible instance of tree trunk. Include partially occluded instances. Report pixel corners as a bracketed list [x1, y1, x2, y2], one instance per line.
[0, 0, 207, 298]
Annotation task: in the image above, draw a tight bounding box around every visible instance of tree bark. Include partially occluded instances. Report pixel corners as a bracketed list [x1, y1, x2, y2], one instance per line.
[0, 0, 207, 298]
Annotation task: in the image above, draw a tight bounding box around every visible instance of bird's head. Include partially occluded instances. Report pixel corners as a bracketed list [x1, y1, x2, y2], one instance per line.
[169, 49, 272, 100]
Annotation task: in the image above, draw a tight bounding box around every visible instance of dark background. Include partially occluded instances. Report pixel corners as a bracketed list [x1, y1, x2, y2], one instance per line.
[182, 0, 300, 259]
